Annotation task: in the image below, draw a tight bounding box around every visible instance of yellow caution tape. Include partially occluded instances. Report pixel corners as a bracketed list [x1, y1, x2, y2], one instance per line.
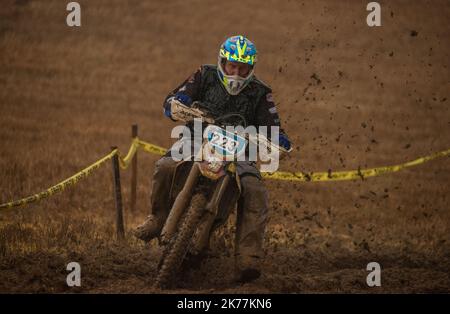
[0, 139, 167, 210]
[262, 148, 450, 182]
[136, 139, 449, 182]
[118, 138, 140, 169]
[0, 149, 118, 210]
[1, 136, 448, 210]
[137, 139, 167, 156]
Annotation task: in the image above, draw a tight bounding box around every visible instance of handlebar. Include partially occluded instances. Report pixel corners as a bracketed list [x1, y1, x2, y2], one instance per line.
[170, 99, 292, 154]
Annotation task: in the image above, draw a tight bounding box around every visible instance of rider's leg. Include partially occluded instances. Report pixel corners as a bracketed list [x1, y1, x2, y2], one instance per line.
[133, 157, 178, 242]
[234, 172, 269, 283]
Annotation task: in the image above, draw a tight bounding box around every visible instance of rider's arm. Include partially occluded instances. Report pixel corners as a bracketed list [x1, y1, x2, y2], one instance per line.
[163, 67, 203, 120]
[255, 92, 286, 134]
[255, 91, 292, 151]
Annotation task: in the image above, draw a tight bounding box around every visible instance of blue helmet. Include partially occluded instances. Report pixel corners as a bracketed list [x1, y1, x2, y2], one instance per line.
[217, 35, 258, 95]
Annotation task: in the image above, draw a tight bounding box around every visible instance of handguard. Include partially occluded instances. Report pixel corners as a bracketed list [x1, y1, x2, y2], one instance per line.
[170, 99, 215, 124]
[248, 132, 293, 154]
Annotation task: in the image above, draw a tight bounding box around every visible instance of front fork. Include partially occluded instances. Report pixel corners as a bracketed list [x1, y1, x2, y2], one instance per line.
[160, 162, 200, 244]
[159, 161, 235, 252]
[190, 174, 231, 253]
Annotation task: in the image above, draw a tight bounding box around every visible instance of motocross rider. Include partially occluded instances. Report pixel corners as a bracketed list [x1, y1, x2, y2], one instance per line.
[133, 35, 292, 283]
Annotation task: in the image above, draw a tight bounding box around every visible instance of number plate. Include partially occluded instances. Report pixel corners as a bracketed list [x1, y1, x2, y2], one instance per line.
[204, 125, 247, 158]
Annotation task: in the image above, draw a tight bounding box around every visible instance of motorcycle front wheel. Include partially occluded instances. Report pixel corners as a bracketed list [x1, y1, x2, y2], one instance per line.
[154, 193, 207, 289]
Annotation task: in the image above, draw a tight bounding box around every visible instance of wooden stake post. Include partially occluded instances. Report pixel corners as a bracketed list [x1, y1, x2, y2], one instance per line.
[130, 124, 138, 212]
[111, 146, 125, 240]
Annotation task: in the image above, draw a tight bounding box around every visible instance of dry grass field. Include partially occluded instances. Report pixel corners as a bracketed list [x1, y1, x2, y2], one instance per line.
[0, 0, 449, 293]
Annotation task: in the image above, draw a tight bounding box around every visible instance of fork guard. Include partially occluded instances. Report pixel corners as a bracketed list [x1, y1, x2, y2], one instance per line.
[160, 162, 200, 244]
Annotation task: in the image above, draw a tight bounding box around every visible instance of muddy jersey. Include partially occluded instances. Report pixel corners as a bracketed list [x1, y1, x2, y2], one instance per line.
[163, 64, 288, 137]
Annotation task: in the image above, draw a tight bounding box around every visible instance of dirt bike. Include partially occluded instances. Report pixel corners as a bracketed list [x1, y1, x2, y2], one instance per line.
[153, 100, 290, 289]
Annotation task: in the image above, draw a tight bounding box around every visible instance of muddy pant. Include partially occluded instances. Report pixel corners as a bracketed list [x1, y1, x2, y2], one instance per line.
[150, 157, 268, 272]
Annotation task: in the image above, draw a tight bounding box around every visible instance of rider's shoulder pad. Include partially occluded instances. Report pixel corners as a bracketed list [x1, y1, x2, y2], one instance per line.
[201, 64, 218, 74]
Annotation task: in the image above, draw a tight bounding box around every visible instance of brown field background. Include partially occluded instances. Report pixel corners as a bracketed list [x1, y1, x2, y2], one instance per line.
[0, 0, 449, 293]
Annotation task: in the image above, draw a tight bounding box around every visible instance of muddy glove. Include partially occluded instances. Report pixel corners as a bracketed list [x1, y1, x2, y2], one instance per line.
[163, 102, 174, 119]
[164, 92, 193, 119]
[174, 92, 193, 107]
[279, 133, 292, 151]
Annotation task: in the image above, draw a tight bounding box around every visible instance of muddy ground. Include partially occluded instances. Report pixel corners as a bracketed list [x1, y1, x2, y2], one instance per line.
[0, 0, 449, 293]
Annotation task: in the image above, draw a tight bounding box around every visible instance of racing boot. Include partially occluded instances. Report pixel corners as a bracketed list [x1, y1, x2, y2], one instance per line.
[235, 254, 262, 283]
[133, 214, 164, 242]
